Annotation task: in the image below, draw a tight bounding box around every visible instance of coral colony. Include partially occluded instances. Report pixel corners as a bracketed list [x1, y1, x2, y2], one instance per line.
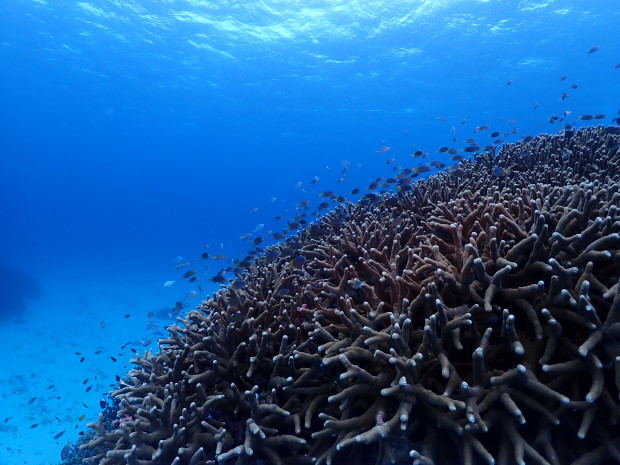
[82, 126, 620, 465]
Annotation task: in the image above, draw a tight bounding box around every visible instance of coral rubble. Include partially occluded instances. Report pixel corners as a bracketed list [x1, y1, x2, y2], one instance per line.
[82, 126, 620, 465]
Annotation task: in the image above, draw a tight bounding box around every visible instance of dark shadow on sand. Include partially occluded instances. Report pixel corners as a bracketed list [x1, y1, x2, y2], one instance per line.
[0, 263, 42, 320]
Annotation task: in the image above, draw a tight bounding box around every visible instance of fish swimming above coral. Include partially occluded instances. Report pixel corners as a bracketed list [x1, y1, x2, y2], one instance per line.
[80, 126, 620, 465]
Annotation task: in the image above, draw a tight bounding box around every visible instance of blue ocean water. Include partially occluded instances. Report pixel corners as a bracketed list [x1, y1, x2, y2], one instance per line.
[0, 0, 618, 464]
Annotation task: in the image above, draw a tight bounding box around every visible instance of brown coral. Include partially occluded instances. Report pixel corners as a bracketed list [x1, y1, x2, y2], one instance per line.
[82, 126, 620, 465]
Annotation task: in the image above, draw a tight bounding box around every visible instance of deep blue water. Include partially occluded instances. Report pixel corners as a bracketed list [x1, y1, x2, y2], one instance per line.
[0, 0, 619, 464]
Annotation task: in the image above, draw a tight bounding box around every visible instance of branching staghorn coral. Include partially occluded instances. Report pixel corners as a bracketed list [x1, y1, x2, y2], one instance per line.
[82, 126, 620, 465]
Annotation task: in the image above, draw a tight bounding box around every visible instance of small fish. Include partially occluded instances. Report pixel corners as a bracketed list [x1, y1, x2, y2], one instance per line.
[352, 279, 363, 290]
[291, 255, 307, 267]
[594, 114, 606, 119]
[506, 80, 512, 86]
[200, 252, 210, 259]
[449, 155, 464, 161]
[561, 92, 569, 100]
[78, 414, 85, 421]
[175, 261, 192, 269]
[231, 280, 247, 290]
[579, 114, 594, 120]
[462, 145, 480, 153]
[100, 400, 106, 409]
[252, 237, 264, 246]
[239, 233, 252, 240]
[489, 131, 500, 138]
[437, 146, 449, 153]
[27, 397, 36, 405]
[146, 321, 159, 330]
[100, 321, 105, 329]
[80, 356, 85, 363]
[310, 176, 319, 185]
[473, 125, 490, 133]
[587, 45, 599, 54]
[615, 62, 620, 69]
[124, 314, 130, 318]
[61, 441, 72, 460]
[460, 118, 466, 125]
[411, 150, 425, 158]
[385, 157, 396, 165]
[54, 430, 65, 440]
[492, 167, 508, 177]
[416, 165, 431, 173]
[110, 356, 117, 362]
[249, 207, 258, 214]
[375, 146, 390, 153]
[188, 276, 198, 283]
[82, 378, 89, 385]
[30, 423, 39, 428]
[184, 291, 197, 300]
[85, 385, 93, 392]
[533, 102, 539, 110]
[351, 188, 360, 195]
[428, 161, 445, 168]
[163, 280, 175, 287]
[560, 75, 567, 81]
[253, 223, 264, 233]
[436, 116, 447, 122]
[570, 83, 578, 89]
[210, 273, 227, 284]
[294, 181, 302, 189]
[181, 270, 196, 279]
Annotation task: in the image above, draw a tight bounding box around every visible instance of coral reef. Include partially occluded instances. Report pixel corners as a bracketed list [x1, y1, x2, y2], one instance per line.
[60, 396, 122, 465]
[81, 126, 620, 465]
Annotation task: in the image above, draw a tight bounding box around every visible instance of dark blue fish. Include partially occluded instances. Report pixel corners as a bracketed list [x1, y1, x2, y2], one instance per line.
[61, 442, 72, 460]
[231, 280, 247, 290]
[291, 255, 306, 267]
[266, 248, 281, 261]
